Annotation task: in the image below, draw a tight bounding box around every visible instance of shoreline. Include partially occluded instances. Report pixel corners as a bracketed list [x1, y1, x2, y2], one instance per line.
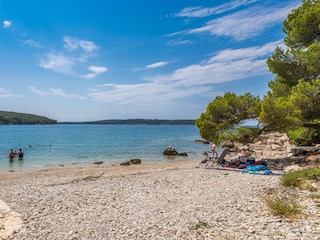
[0, 159, 319, 239]
[0, 159, 199, 177]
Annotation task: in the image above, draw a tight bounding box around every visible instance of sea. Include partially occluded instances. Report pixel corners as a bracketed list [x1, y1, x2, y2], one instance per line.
[0, 124, 218, 174]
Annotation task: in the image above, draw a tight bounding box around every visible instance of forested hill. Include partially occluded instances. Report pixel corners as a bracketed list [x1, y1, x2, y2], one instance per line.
[60, 119, 195, 125]
[0, 110, 194, 125]
[0, 111, 57, 125]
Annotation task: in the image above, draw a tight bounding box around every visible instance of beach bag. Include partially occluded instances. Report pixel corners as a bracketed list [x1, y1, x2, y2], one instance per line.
[246, 159, 255, 165]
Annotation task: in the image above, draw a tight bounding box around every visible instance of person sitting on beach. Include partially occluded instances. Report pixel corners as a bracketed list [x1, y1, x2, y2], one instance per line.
[17, 148, 24, 160]
[237, 149, 247, 164]
[238, 149, 246, 157]
[9, 149, 16, 160]
[211, 143, 219, 159]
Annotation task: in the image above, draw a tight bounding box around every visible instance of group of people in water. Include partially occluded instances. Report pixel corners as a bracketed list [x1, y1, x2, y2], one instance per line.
[9, 148, 24, 161]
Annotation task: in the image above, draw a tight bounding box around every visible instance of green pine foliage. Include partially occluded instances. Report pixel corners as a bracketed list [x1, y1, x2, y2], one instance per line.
[262, 0, 320, 145]
[197, 0, 320, 146]
[196, 92, 261, 143]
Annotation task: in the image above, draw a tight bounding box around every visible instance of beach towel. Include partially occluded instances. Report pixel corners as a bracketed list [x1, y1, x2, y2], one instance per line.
[246, 165, 268, 171]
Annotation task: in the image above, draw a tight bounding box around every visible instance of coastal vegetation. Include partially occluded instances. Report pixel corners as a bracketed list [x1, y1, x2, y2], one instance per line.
[0, 111, 57, 125]
[265, 167, 320, 217]
[196, 0, 320, 220]
[196, 0, 320, 146]
[280, 167, 320, 191]
[265, 195, 300, 217]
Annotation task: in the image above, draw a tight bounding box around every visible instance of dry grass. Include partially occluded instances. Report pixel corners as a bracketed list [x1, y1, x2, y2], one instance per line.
[265, 195, 300, 217]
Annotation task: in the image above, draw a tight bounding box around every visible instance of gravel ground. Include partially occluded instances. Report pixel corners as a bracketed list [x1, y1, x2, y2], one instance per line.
[0, 161, 319, 240]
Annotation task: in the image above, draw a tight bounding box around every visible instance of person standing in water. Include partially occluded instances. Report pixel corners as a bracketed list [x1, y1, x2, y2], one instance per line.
[9, 149, 16, 161]
[17, 148, 24, 160]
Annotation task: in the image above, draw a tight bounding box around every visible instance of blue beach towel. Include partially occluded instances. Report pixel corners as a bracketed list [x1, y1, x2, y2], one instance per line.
[246, 165, 268, 171]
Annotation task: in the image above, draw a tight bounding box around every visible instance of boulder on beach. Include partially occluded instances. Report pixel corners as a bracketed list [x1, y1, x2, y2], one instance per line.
[120, 161, 130, 166]
[163, 146, 178, 155]
[129, 159, 141, 164]
[163, 146, 188, 156]
[177, 152, 188, 156]
[120, 158, 142, 166]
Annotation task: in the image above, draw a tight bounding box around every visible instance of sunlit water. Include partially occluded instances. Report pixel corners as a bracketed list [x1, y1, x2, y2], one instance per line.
[0, 124, 219, 173]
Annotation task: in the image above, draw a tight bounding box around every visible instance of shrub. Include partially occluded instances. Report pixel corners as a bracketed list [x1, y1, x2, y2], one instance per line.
[265, 196, 300, 216]
[288, 127, 319, 146]
[309, 193, 320, 199]
[281, 168, 320, 190]
[190, 221, 208, 230]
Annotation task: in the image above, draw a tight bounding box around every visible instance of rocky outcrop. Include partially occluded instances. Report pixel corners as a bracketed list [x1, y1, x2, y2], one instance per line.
[230, 132, 320, 171]
[245, 132, 295, 160]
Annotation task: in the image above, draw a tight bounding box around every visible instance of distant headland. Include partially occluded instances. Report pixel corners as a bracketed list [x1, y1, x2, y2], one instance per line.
[59, 119, 195, 125]
[0, 111, 57, 125]
[0, 111, 195, 125]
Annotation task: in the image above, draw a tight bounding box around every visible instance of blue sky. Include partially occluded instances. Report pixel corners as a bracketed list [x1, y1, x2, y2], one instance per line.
[0, 0, 301, 121]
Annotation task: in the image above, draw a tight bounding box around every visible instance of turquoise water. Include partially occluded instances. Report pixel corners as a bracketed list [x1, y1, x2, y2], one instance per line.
[0, 124, 215, 173]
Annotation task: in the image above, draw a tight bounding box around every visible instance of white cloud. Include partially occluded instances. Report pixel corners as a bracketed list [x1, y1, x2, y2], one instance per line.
[63, 36, 98, 61]
[50, 89, 86, 99]
[30, 87, 86, 100]
[20, 39, 43, 48]
[83, 66, 108, 79]
[63, 36, 99, 62]
[87, 81, 207, 119]
[88, 66, 108, 73]
[187, 2, 299, 41]
[145, 61, 168, 69]
[148, 41, 282, 86]
[39, 36, 107, 79]
[3, 20, 11, 28]
[29, 87, 51, 96]
[0, 88, 19, 97]
[133, 61, 170, 71]
[40, 54, 75, 75]
[167, 39, 193, 46]
[88, 41, 281, 106]
[169, 1, 300, 41]
[88, 82, 208, 105]
[64, 36, 98, 52]
[175, 0, 257, 18]
[204, 40, 284, 63]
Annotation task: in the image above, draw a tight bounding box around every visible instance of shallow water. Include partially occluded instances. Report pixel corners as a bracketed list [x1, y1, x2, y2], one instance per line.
[0, 124, 216, 173]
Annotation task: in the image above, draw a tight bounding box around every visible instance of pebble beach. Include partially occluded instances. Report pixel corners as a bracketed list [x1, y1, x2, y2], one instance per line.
[0, 160, 319, 240]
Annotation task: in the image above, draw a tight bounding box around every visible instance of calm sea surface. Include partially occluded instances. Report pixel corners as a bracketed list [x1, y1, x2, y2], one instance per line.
[0, 124, 217, 173]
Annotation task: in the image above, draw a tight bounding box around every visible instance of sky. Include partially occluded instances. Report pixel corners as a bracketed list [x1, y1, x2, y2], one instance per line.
[0, 0, 301, 122]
